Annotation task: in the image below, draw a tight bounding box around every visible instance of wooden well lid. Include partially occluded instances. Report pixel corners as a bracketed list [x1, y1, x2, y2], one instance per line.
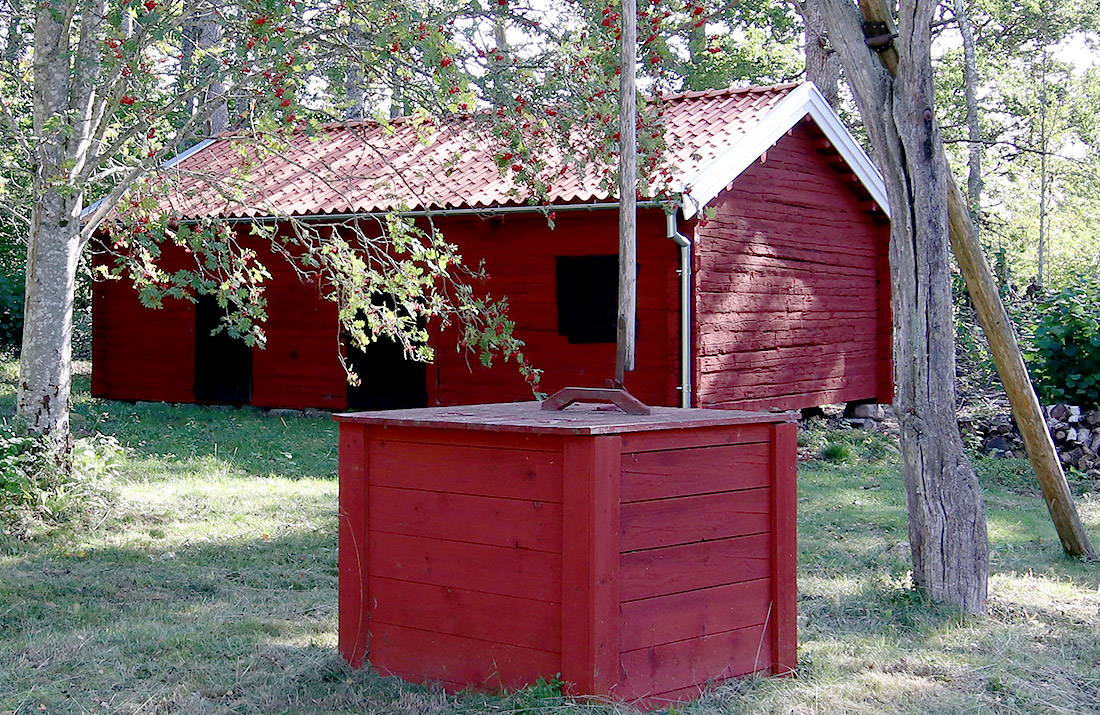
[335, 401, 797, 436]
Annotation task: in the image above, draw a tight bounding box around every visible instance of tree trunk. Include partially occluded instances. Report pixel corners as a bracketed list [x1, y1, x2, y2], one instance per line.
[952, 0, 982, 229]
[21, 0, 90, 452]
[799, 0, 842, 107]
[615, 0, 638, 384]
[20, 193, 81, 452]
[197, 14, 228, 135]
[811, 0, 988, 613]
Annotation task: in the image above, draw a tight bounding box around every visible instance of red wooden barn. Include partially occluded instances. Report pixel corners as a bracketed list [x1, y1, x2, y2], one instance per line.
[92, 82, 893, 412]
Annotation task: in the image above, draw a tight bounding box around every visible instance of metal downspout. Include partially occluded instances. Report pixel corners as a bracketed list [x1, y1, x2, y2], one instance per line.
[666, 212, 692, 408]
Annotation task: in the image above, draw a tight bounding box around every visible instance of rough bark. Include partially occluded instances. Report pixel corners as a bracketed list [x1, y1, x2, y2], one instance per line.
[810, 0, 988, 613]
[798, 0, 842, 107]
[615, 0, 637, 384]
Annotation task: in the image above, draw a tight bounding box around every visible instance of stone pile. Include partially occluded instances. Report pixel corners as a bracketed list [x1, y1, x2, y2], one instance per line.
[1045, 405, 1100, 472]
[965, 404, 1100, 475]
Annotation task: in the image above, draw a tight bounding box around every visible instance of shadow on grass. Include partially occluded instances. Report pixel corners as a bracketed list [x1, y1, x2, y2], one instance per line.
[1, 524, 642, 715]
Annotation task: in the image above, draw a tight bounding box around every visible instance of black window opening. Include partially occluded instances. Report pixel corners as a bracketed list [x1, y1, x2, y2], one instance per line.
[345, 305, 429, 411]
[556, 254, 621, 344]
[194, 294, 253, 404]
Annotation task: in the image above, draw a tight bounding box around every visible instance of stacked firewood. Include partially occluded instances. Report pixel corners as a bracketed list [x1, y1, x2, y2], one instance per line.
[965, 404, 1100, 474]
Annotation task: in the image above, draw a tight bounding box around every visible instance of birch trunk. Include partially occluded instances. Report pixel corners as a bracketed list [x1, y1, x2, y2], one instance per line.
[19, 0, 102, 453]
[811, 0, 988, 613]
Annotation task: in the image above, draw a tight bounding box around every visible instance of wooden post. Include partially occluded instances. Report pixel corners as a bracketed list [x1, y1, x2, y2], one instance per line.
[561, 435, 622, 695]
[770, 422, 798, 675]
[858, 0, 1094, 558]
[337, 423, 370, 667]
[615, 0, 638, 387]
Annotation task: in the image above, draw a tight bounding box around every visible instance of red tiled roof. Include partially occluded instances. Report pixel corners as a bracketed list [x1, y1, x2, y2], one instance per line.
[162, 83, 799, 219]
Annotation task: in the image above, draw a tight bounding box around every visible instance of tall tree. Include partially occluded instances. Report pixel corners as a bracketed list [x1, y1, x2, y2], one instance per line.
[808, 0, 990, 612]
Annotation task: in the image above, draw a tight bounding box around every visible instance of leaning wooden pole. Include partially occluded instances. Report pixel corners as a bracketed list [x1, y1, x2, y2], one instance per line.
[614, 0, 638, 388]
[859, 0, 1094, 557]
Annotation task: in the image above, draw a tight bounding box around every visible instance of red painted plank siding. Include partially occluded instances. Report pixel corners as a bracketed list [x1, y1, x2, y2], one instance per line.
[617, 624, 773, 701]
[90, 244, 196, 403]
[93, 209, 681, 410]
[248, 228, 346, 409]
[430, 210, 681, 408]
[369, 623, 560, 690]
[369, 578, 562, 652]
[337, 407, 797, 706]
[692, 122, 892, 411]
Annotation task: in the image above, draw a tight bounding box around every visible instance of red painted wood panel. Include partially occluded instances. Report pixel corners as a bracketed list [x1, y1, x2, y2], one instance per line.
[619, 578, 772, 651]
[431, 209, 680, 408]
[619, 424, 771, 453]
[91, 245, 197, 403]
[369, 623, 560, 691]
[620, 488, 771, 552]
[248, 229, 346, 409]
[620, 442, 771, 502]
[560, 435, 622, 695]
[366, 426, 562, 452]
[369, 486, 563, 552]
[337, 424, 369, 667]
[367, 532, 562, 602]
[771, 422, 798, 675]
[369, 577, 561, 652]
[367, 438, 563, 502]
[693, 122, 892, 411]
[617, 623, 773, 700]
[619, 533, 771, 601]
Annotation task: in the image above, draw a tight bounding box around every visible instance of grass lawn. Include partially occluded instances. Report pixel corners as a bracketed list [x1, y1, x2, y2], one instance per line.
[2, 363, 1099, 714]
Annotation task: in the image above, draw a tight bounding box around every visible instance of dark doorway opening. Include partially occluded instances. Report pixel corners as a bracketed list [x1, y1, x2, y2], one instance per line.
[345, 321, 428, 411]
[194, 294, 253, 404]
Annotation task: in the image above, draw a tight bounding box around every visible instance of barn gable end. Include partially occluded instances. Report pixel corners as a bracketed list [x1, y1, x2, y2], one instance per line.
[690, 120, 892, 411]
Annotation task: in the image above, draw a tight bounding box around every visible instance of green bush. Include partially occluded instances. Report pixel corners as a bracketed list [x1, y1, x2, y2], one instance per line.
[1026, 279, 1100, 409]
[0, 426, 122, 537]
[0, 269, 24, 349]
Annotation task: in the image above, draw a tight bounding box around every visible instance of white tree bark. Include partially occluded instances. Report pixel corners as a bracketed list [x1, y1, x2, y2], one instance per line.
[810, 0, 988, 613]
[20, 0, 102, 451]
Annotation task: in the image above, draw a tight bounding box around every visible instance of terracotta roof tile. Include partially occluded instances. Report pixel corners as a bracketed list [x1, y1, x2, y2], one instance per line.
[163, 84, 798, 219]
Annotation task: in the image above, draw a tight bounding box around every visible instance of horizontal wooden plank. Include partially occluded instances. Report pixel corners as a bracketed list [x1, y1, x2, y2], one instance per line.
[619, 578, 772, 651]
[619, 424, 771, 455]
[704, 383, 881, 412]
[698, 368, 880, 397]
[369, 486, 563, 552]
[694, 252, 875, 279]
[369, 577, 561, 652]
[620, 442, 771, 502]
[368, 532, 562, 602]
[617, 623, 773, 699]
[698, 346, 879, 371]
[696, 292, 880, 315]
[620, 533, 771, 601]
[369, 623, 559, 691]
[367, 438, 563, 502]
[621, 489, 771, 552]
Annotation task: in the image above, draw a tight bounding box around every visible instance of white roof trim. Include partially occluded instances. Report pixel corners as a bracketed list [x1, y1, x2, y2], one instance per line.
[80, 138, 217, 219]
[679, 82, 890, 220]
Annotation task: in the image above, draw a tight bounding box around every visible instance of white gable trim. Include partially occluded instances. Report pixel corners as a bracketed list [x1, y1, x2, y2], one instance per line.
[679, 82, 890, 220]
